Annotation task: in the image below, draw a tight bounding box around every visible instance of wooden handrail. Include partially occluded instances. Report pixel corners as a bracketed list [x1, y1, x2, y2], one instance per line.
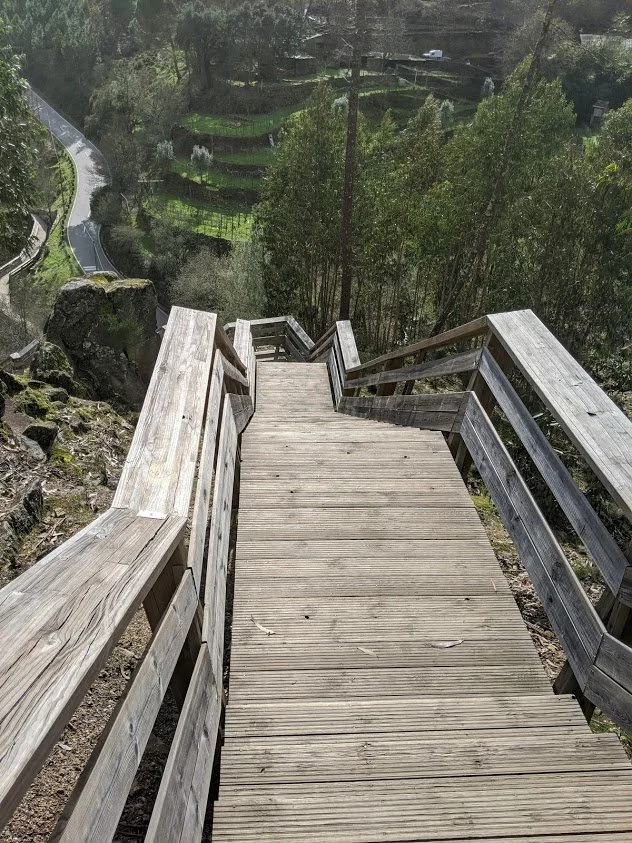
[345, 316, 489, 378]
[225, 316, 315, 362]
[330, 310, 632, 733]
[487, 310, 632, 521]
[1, 308, 257, 839]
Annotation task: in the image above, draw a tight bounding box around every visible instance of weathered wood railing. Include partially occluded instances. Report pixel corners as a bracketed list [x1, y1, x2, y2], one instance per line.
[225, 315, 314, 361]
[314, 309, 632, 732]
[0, 307, 256, 839]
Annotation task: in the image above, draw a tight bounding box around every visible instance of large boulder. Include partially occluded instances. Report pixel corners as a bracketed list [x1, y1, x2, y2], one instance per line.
[45, 276, 160, 407]
[23, 420, 59, 454]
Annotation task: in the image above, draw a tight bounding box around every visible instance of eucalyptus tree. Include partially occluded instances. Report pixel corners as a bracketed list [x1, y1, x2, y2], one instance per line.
[0, 27, 38, 258]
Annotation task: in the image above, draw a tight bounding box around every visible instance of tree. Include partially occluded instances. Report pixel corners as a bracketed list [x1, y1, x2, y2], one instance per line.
[156, 139, 175, 172]
[258, 84, 346, 336]
[171, 241, 266, 323]
[190, 144, 214, 184]
[234, 0, 303, 82]
[339, 0, 368, 321]
[481, 77, 495, 99]
[0, 26, 38, 257]
[439, 99, 454, 128]
[176, 3, 232, 88]
[431, 0, 561, 336]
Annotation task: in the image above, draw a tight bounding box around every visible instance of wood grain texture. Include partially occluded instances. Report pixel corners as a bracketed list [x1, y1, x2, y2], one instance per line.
[478, 347, 632, 602]
[213, 357, 632, 842]
[0, 509, 186, 825]
[203, 402, 238, 684]
[348, 348, 481, 391]
[113, 307, 217, 517]
[338, 392, 469, 433]
[54, 572, 198, 841]
[346, 315, 488, 377]
[145, 644, 221, 842]
[188, 351, 224, 592]
[461, 396, 600, 686]
[213, 771, 632, 841]
[488, 309, 632, 520]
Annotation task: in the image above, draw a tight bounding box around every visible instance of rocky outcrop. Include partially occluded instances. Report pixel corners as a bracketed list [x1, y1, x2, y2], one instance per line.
[45, 276, 160, 407]
[0, 481, 44, 572]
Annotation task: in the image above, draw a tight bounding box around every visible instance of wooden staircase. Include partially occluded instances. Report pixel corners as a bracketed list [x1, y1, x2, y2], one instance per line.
[212, 361, 632, 841]
[2, 310, 632, 841]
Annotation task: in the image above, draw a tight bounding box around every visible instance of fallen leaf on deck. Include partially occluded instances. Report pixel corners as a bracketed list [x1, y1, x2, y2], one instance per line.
[251, 616, 276, 636]
[357, 646, 377, 657]
[430, 639, 463, 649]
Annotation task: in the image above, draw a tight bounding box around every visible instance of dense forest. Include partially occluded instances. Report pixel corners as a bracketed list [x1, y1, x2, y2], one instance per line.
[1, 0, 630, 371]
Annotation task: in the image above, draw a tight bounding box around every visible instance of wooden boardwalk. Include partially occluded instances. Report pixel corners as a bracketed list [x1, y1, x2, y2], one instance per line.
[213, 362, 632, 841]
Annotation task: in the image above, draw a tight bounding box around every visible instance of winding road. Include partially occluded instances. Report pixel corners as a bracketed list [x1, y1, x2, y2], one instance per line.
[27, 88, 119, 276]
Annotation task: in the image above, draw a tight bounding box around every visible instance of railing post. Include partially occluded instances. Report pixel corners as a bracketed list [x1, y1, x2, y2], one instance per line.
[375, 357, 402, 396]
[450, 332, 512, 476]
[143, 541, 202, 709]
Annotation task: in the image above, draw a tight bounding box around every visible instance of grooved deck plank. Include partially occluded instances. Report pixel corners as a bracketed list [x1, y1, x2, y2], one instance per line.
[213, 362, 632, 841]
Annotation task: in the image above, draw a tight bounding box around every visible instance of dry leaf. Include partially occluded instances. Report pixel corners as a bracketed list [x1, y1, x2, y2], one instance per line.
[430, 639, 463, 649]
[491, 579, 497, 592]
[251, 616, 276, 636]
[357, 646, 377, 658]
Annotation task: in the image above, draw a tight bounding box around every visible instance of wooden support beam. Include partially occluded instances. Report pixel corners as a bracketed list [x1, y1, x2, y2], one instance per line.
[53, 572, 199, 842]
[452, 333, 512, 475]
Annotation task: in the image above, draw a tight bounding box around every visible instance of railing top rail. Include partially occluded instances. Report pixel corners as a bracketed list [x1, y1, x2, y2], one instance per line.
[488, 310, 632, 522]
[345, 316, 490, 377]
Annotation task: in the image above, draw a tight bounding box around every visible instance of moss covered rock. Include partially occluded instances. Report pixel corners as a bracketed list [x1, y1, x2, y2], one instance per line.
[45, 277, 160, 407]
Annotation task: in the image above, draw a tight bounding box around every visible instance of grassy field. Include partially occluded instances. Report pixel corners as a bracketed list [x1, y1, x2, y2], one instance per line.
[181, 103, 303, 137]
[171, 158, 261, 191]
[216, 148, 276, 167]
[148, 193, 253, 242]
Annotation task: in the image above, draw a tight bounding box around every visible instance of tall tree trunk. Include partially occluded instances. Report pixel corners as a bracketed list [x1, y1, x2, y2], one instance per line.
[169, 36, 182, 82]
[431, 0, 559, 336]
[338, 0, 366, 320]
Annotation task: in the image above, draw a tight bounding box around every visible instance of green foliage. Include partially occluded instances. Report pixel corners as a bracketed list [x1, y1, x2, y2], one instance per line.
[233, 0, 303, 82]
[171, 237, 266, 323]
[176, 3, 232, 89]
[0, 0, 101, 118]
[147, 193, 253, 242]
[258, 84, 346, 335]
[258, 66, 632, 360]
[171, 158, 261, 191]
[181, 103, 302, 136]
[549, 39, 632, 124]
[0, 26, 38, 255]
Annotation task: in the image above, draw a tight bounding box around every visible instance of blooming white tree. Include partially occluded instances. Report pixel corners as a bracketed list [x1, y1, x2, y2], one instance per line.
[191, 144, 214, 183]
[156, 140, 175, 171]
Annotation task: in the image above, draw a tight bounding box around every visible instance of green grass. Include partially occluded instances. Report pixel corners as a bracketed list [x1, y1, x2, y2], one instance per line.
[32, 145, 80, 295]
[181, 103, 303, 137]
[216, 148, 276, 167]
[171, 159, 261, 191]
[147, 194, 253, 242]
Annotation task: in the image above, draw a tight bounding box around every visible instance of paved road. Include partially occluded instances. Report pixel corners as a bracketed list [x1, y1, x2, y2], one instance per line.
[28, 89, 120, 276]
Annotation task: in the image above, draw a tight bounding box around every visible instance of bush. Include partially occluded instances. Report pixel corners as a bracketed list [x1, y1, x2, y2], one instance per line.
[104, 225, 147, 278]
